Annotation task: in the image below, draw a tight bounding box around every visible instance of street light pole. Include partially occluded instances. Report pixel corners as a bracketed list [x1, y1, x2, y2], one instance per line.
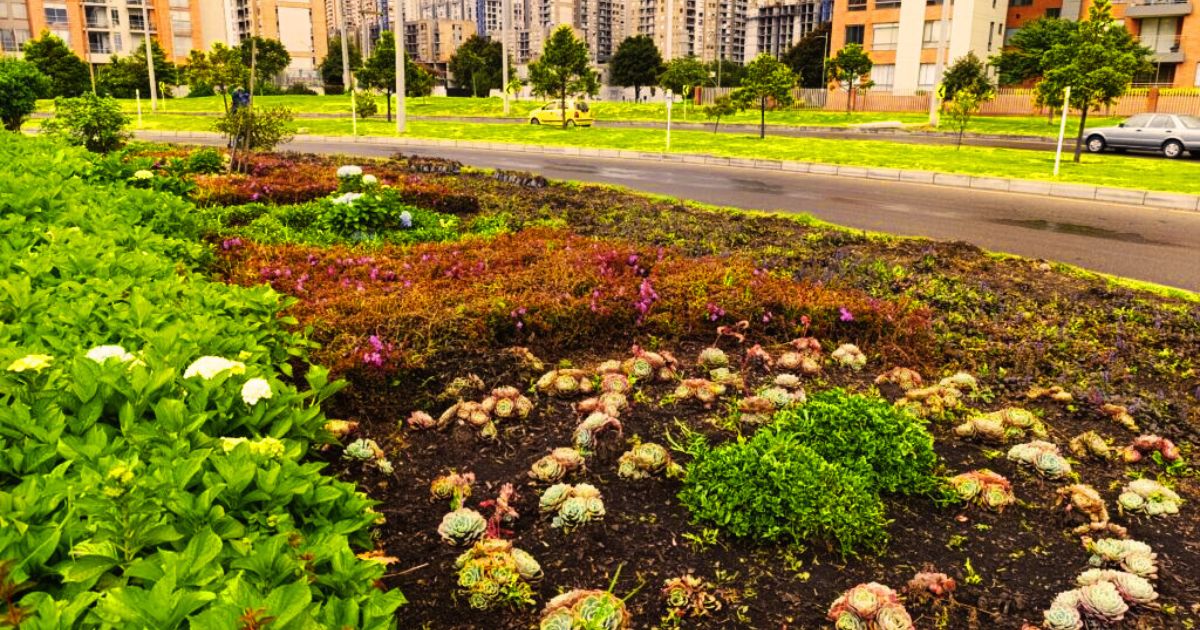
[928, 0, 950, 126]
[502, 0, 511, 114]
[395, 0, 406, 133]
[142, 0, 157, 112]
[665, 0, 673, 60]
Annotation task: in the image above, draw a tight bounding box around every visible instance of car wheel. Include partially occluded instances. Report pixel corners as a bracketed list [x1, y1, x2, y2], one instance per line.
[1163, 140, 1184, 159]
[566, 120, 576, 128]
[530, 118, 540, 125]
[1085, 135, 1106, 153]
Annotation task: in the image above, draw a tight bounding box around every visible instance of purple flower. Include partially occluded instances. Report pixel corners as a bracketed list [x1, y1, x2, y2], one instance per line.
[839, 307, 854, 322]
[706, 302, 726, 322]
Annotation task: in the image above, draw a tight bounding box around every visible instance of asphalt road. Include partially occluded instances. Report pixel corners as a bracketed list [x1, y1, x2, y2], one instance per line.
[173, 134, 1200, 291]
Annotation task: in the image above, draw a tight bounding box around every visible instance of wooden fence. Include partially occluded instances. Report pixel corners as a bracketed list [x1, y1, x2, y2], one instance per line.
[694, 86, 1200, 117]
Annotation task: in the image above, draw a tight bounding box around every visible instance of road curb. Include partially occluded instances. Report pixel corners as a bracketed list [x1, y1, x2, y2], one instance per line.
[136, 130, 1200, 212]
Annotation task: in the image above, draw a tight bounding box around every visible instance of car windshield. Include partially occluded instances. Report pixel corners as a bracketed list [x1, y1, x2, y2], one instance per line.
[1178, 115, 1200, 129]
[576, 102, 589, 112]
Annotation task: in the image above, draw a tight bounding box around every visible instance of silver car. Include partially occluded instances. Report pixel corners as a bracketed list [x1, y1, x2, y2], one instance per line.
[1085, 113, 1200, 159]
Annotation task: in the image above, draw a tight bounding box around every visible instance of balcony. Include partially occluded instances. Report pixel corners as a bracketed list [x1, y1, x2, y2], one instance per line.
[1140, 34, 1185, 62]
[1125, 0, 1191, 17]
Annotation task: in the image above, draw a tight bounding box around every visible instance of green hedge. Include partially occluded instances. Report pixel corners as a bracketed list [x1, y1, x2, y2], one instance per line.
[0, 134, 404, 627]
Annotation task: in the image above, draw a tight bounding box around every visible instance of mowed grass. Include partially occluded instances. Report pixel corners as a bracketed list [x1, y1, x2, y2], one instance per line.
[113, 113, 1200, 194]
[35, 95, 1123, 138]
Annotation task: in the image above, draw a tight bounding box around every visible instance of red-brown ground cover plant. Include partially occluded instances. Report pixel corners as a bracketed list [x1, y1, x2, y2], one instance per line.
[218, 228, 932, 383]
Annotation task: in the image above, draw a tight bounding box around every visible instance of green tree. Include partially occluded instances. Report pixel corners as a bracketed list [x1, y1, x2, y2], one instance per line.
[22, 31, 91, 97]
[41, 93, 129, 152]
[827, 43, 873, 114]
[946, 87, 985, 149]
[782, 22, 831, 89]
[609, 35, 662, 102]
[360, 31, 434, 121]
[528, 26, 598, 128]
[237, 36, 291, 86]
[658, 56, 707, 101]
[320, 36, 362, 94]
[703, 95, 737, 133]
[448, 35, 502, 97]
[707, 59, 744, 87]
[731, 52, 797, 139]
[941, 52, 994, 102]
[0, 59, 50, 131]
[1035, 0, 1151, 162]
[185, 42, 248, 112]
[96, 39, 178, 98]
[991, 18, 1077, 86]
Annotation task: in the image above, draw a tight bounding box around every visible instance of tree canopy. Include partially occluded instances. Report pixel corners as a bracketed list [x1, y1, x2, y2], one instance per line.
[528, 26, 597, 127]
[609, 35, 662, 102]
[360, 31, 434, 120]
[732, 53, 798, 138]
[658, 57, 708, 98]
[22, 32, 91, 98]
[237, 36, 291, 84]
[448, 35, 503, 97]
[185, 42, 248, 112]
[320, 36, 362, 93]
[707, 59, 744, 87]
[991, 18, 1077, 86]
[782, 22, 831, 89]
[941, 52, 994, 101]
[827, 44, 873, 113]
[0, 58, 50, 131]
[96, 38, 178, 99]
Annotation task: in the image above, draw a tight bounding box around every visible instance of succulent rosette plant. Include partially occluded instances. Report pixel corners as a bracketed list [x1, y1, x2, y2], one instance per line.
[617, 442, 684, 480]
[956, 408, 1047, 443]
[1068, 431, 1110, 460]
[662, 575, 721, 618]
[600, 373, 631, 395]
[573, 412, 624, 452]
[431, 471, 475, 508]
[622, 345, 679, 383]
[324, 419, 359, 438]
[481, 386, 534, 420]
[1118, 478, 1183, 516]
[950, 469, 1014, 511]
[540, 483, 605, 532]
[1077, 570, 1158, 605]
[906, 571, 956, 599]
[438, 508, 487, 546]
[744, 344, 774, 370]
[894, 383, 965, 419]
[537, 369, 596, 397]
[1100, 403, 1139, 432]
[698, 346, 729, 370]
[441, 374, 486, 401]
[1027, 384, 1074, 402]
[1077, 580, 1129, 622]
[1055, 484, 1111, 533]
[674, 378, 727, 405]
[773, 373, 803, 390]
[1042, 603, 1083, 630]
[1007, 440, 1072, 479]
[830, 344, 867, 370]
[343, 438, 384, 461]
[1121, 434, 1181, 463]
[939, 372, 978, 391]
[406, 411, 436, 430]
[737, 395, 777, 425]
[454, 538, 542, 610]
[874, 367, 923, 391]
[530, 448, 586, 483]
[539, 590, 631, 630]
[1082, 537, 1158, 580]
[578, 392, 628, 417]
[827, 583, 911, 630]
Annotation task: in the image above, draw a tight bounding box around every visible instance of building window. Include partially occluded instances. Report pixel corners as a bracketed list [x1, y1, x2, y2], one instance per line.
[45, 7, 69, 26]
[1010, 0, 1032, 5]
[918, 63, 937, 88]
[872, 22, 898, 50]
[1045, 7, 1060, 16]
[0, 29, 17, 52]
[170, 0, 189, 7]
[988, 21, 994, 50]
[845, 24, 865, 45]
[871, 63, 895, 89]
[0, 4, 6, 18]
[848, 0, 867, 11]
[875, 0, 901, 7]
[922, 20, 944, 47]
[11, 3, 26, 18]
[173, 35, 190, 53]
[88, 31, 112, 53]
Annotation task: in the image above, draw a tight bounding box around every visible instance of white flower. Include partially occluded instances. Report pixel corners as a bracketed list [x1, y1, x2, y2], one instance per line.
[362, 174, 378, 186]
[86, 345, 137, 364]
[331, 192, 363, 205]
[132, 169, 154, 180]
[7, 354, 53, 372]
[336, 165, 363, 178]
[183, 356, 246, 380]
[219, 436, 248, 452]
[241, 377, 273, 406]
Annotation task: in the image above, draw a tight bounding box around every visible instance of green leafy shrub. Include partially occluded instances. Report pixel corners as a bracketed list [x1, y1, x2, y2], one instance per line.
[41, 93, 130, 152]
[0, 58, 50, 131]
[677, 428, 889, 554]
[214, 105, 294, 152]
[767, 389, 939, 496]
[354, 90, 378, 118]
[187, 147, 226, 174]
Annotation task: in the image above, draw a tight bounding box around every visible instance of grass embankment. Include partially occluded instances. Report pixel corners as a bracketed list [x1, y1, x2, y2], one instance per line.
[109, 114, 1200, 195]
[35, 95, 1121, 138]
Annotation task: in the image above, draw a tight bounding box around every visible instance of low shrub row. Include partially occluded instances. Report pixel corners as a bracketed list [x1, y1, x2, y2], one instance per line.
[218, 231, 933, 379]
[0, 135, 403, 627]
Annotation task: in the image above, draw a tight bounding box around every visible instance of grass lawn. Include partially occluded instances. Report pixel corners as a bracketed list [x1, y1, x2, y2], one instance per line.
[35, 95, 1123, 138]
[106, 113, 1200, 195]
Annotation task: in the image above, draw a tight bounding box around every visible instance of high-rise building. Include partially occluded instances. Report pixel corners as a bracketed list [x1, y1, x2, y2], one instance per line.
[633, 0, 746, 61]
[745, 0, 828, 59]
[0, 0, 33, 54]
[199, 0, 328, 77]
[11, 0, 203, 63]
[830, 0, 1007, 94]
[404, 15, 472, 62]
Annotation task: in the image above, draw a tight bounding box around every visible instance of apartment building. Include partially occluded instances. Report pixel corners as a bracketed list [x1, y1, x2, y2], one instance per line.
[0, 0, 32, 53]
[200, 0, 328, 73]
[403, 15, 471, 62]
[5, 0, 203, 62]
[634, 0, 745, 61]
[745, 0, 829, 58]
[830, 0, 1008, 93]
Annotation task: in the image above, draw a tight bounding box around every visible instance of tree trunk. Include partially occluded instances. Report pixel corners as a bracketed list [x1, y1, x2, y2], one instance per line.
[847, 87, 853, 114]
[634, 85, 641, 102]
[561, 87, 568, 129]
[220, 88, 229, 114]
[1073, 100, 1089, 163]
[760, 96, 766, 139]
[386, 88, 392, 122]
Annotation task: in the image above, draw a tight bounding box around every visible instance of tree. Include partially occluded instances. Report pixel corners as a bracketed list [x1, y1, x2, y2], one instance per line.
[707, 59, 744, 87]
[185, 42, 248, 112]
[703, 95, 737, 133]
[22, 32, 91, 97]
[991, 18, 1077, 86]
[0, 59, 50, 131]
[320, 36, 362, 94]
[658, 57, 707, 101]
[1035, 0, 1151, 162]
[237, 36, 291, 86]
[41, 93, 129, 152]
[96, 38, 178, 98]
[782, 22, 831, 89]
[946, 87, 985, 149]
[610, 35, 662, 102]
[941, 52, 994, 102]
[528, 26, 598, 128]
[360, 31, 434, 121]
[827, 44, 873, 114]
[448, 35, 502, 97]
[731, 52, 797, 138]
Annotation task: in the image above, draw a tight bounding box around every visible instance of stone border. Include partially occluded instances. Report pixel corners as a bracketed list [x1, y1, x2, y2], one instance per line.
[140, 130, 1200, 212]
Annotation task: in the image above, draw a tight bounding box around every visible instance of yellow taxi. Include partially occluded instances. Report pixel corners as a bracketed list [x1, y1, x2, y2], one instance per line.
[528, 101, 594, 127]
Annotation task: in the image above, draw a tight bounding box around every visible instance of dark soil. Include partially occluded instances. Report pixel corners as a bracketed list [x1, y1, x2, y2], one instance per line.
[209, 153, 1200, 629]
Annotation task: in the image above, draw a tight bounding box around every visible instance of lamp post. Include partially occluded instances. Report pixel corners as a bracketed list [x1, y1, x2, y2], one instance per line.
[141, 0, 157, 112]
[928, 0, 950, 126]
[502, 0, 511, 114]
[395, 0, 406, 133]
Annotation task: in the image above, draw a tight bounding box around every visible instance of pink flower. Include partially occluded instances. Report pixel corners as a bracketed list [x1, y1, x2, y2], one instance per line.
[839, 307, 854, 322]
